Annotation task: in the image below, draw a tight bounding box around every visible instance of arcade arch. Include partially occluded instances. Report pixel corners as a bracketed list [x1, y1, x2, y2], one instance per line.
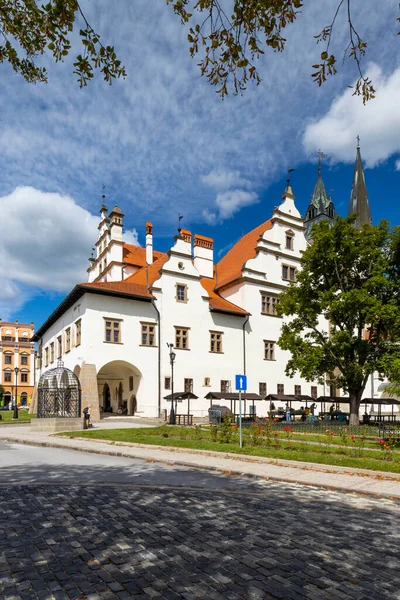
[97, 360, 142, 416]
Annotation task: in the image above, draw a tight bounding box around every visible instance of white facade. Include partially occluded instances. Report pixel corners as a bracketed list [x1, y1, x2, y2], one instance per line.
[34, 187, 386, 420]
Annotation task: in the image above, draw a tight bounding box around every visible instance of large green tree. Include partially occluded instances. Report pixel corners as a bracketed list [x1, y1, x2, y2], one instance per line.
[0, 1, 398, 101]
[277, 216, 400, 425]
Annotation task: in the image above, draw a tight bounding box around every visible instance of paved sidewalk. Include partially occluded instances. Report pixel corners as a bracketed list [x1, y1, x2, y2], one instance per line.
[1, 423, 400, 499]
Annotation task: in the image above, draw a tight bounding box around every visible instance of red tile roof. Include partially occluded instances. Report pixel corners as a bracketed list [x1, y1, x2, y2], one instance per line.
[123, 244, 165, 268]
[124, 253, 169, 288]
[80, 281, 151, 298]
[200, 276, 248, 316]
[216, 219, 272, 290]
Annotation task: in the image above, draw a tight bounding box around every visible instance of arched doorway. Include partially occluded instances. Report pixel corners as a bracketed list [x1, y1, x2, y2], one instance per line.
[97, 361, 142, 416]
[4, 391, 12, 407]
[20, 392, 28, 406]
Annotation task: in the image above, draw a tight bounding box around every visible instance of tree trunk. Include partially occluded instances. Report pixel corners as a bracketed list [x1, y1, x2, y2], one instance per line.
[349, 390, 363, 426]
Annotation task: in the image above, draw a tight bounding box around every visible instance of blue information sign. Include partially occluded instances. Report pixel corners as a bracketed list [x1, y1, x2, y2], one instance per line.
[235, 374, 247, 391]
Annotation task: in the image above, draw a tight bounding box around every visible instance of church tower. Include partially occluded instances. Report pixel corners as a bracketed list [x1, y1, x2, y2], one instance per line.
[303, 156, 335, 239]
[348, 138, 372, 227]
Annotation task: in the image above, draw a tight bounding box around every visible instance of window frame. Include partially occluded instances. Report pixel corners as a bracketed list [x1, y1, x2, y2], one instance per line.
[45, 347, 49, 367]
[210, 330, 223, 353]
[50, 342, 55, 363]
[65, 328, 71, 353]
[57, 335, 62, 359]
[176, 283, 188, 303]
[277, 383, 284, 395]
[259, 382, 267, 397]
[75, 319, 81, 347]
[164, 376, 171, 390]
[21, 372, 28, 383]
[4, 371, 12, 383]
[20, 355, 29, 366]
[140, 322, 157, 347]
[261, 293, 280, 316]
[104, 318, 122, 344]
[282, 264, 297, 281]
[184, 378, 193, 393]
[264, 340, 275, 361]
[311, 386, 318, 400]
[294, 385, 301, 396]
[4, 354, 12, 365]
[220, 380, 231, 393]
[174, 326, 190, 350]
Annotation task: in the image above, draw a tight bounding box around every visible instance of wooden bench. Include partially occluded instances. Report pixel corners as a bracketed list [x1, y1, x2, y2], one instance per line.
[175, 414, 193, 426]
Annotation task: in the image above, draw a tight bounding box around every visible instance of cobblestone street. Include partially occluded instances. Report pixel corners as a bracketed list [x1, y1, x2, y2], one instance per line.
[1, 479, 399, 600]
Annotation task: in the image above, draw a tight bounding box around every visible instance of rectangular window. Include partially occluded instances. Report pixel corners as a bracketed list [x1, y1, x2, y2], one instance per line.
[210, 331, 223, 353]
[282, 265, 297, 281]
[164, 377, 171, 390]
[277, 383, 284, 395]
[4, 355, 12, 365]
[65, 328, 71, 353]
[75, 320, 81, 346]
[220, 380, 231, 393]
[259, 382, 267, 397]
[176, 284, 187, 303]
[50, 342, 55, 363]
[105, 320, 121, 344]
[57, 335, 62, 359]
[141, 323, 156, 346]
[184, 378, 193, 393]
[204, 377, 210, 387]
[4, 336, 12, 342]
[175, 327, 189, 350]
[264, 341, 275, 361]
[21, 373, 28, 383]
[4, 372, 11, 382]
[294, 385, 301, 396]
[45, 347, 49, 367]
[261, 294, 279, 316]
[20, 355, 28, 366]
[285, 235, 293, 250]
[311, 386, 318, 399]
[129, 376, 134, 392]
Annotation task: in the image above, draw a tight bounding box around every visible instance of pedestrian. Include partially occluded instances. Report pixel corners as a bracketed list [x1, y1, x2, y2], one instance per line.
[285, 404, 291, 423]
[83, 405, 91, 428]
[329, 403, 335, 420]
[310, 402, 316, 415]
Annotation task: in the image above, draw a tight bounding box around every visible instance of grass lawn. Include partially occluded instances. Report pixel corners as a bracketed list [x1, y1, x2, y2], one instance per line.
[59, 426, 400, 474]
[0, 410, 36, 423]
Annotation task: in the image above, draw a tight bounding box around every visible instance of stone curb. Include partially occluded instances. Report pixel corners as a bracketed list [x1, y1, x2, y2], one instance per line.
[2, 434, 400, 501]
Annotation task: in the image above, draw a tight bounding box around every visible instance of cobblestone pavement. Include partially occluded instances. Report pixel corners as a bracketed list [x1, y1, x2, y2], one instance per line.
[1, 482, 399, 600]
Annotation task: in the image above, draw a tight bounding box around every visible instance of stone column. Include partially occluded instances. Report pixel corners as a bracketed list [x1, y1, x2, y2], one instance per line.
[79, 362, 100, 422]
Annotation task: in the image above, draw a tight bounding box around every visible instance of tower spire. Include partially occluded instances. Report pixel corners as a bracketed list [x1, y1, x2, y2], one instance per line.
[348, 137, 372, 227]
[303, 153, 335, 239]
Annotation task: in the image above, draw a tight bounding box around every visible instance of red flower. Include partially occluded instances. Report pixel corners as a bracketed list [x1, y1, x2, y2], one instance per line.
[351, 435, 355, 439]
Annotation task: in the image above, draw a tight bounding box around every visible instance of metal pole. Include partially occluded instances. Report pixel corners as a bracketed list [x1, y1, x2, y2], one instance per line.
[13, 368, 19, 419]
[239, 390, 243, 448]
[170, 357, 175, 425]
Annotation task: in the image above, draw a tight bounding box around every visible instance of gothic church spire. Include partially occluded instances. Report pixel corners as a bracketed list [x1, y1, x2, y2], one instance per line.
[348, 137, 372, 227]
[303, 152, 335, 239]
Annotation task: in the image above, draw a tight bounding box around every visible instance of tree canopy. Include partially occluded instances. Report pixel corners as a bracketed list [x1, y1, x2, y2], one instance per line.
[0, 1, 398, 102]
[277, 216, 400, 425]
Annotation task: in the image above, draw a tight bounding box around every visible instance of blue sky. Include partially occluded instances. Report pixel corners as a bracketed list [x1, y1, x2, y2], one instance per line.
[0, 0, 399, 329]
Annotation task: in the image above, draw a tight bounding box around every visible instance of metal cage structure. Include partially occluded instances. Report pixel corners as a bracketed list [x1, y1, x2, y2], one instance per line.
[37, 360, 81, 418]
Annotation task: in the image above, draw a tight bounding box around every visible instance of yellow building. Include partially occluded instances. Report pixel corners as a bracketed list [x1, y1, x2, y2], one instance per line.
[0, 320, 35, 406]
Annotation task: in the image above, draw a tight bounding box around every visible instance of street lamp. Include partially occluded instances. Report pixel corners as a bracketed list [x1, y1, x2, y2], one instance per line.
[13, 366, 19, 420]
[167, 343, 176, 425]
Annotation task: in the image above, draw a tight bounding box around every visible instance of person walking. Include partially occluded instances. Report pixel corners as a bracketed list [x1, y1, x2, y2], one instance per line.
[285, 404, 291, 423]
[83, 405, 91, 428]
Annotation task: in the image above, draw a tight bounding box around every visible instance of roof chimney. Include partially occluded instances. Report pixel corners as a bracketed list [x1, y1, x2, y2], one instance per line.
[146, 222, 153, 265]
[194, 235, 214, 278]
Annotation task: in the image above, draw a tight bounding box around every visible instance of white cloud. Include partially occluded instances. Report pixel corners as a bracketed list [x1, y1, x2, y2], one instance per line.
[216, 190, 259, 220]
[0, 186, 138, 312]
[303, 64, 400, 167]
[123, 229, 140, 246]
[201, 169, 252, 191]
[396, 160, 400, 171]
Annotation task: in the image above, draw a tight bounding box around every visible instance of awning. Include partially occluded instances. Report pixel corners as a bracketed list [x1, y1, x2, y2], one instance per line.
[266, 394, 296, 401]
[361, 397, 400, 406]
[163, 391, 198, 400]
[317, 396, 350, 403]
[204, 392, 262, 401]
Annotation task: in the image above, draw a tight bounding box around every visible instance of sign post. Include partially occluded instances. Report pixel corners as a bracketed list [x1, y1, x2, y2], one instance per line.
[235, 374, 247, 449]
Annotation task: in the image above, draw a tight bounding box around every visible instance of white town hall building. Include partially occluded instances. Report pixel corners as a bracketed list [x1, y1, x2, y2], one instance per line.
[32, 147, 378, 421]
